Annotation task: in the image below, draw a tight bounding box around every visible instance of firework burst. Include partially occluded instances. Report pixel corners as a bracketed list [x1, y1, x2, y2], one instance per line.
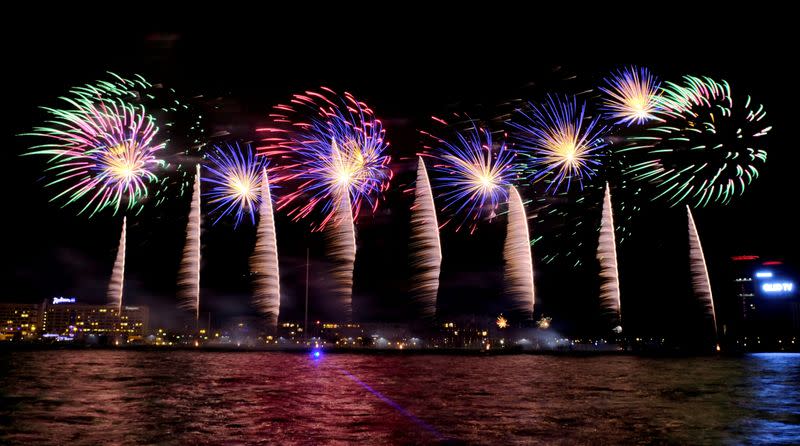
[75, 73, 207, 207]
[424, 123, 515, 232]
[510, 95, 607, 193]
[599, 66, 662, 126]
[202, 143, 272, 227]
[258, 88, 392, 230]
[623, 76, 769, 207]
[24, 96, 166, 216]
[70, 72, 153, 103]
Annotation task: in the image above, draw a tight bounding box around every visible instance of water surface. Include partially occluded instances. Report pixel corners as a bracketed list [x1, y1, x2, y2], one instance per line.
[1, 351, 799, 444]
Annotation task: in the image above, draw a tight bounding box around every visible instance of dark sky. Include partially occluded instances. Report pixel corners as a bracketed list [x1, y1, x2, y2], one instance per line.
[3, 14, 798, 334]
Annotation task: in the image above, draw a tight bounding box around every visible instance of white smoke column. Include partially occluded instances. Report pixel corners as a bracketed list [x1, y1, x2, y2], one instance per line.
[107, 216, 126, 314]
[687, 206, 717, 335]
[503, 186, 535, 320]
[326, 190, 356, 322]
[409, 157, 442, 320]
[597, 182, 622, 332]
[250, 168, 281, 331]
[178, 164, 202, 322]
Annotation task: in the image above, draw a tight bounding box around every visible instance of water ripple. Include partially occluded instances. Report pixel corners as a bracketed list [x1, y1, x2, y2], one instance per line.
[1, 352, 799, 445]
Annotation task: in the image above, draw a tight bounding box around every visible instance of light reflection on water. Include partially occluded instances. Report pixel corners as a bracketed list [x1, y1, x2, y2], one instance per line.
[737, 353, 800, 445]
[1, 351, 799, 445]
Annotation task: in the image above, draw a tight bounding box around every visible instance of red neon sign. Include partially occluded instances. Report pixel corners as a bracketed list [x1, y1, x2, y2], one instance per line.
[731, 255, 759, 261]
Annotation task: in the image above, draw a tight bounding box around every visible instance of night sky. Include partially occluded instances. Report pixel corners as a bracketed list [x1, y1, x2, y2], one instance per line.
[3, 17, 798, 335]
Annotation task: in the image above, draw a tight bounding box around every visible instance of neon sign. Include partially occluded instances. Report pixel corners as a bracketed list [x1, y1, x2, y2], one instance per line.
[755, 271, 773, 278]
[761, 282, 794, 293]
[732, 255, 759, 261]
[52, 297, 76, 304]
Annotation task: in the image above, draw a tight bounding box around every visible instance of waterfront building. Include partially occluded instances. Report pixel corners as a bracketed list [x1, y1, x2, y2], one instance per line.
[0, 298, 149, 342]
[0, 302, 42, 340]
[725, 256, 798, 349]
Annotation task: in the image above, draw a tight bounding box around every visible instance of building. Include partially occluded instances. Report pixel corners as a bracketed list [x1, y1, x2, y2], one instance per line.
[42, 298, 149, 340]
[117, 306, 149, 339]
[0, 303, 43, 340]
[1, 298, 149, 342]
[725, 256, 798, 349]
[730, 255, 760, 324]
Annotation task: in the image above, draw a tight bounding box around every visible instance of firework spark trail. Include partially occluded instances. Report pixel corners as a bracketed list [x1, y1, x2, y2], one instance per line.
[624, 76, 769, 207]
[597, 183, 622, 332]
[24, 97, 166, 216]
[70, 72, 153, 103]
[687, 206, 717, 336]
[510, 95, 607, 194]
[178, 165, 202, 321]
[107, 217, 126, 314]
[59, 73, 208, 208]
[503, 186, 535, 321]
[427, 124, 514, 233]
[409, 157, 442, 320]
[258, 88, 391, 231]
[250, 169, 281, 331]
[203, 143, 270, 227]
[599, 66, 662, 126]
[326, 190, 357, 322]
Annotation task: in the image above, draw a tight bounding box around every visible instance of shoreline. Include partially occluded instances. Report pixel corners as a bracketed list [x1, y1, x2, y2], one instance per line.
[0, 343, 778, 356]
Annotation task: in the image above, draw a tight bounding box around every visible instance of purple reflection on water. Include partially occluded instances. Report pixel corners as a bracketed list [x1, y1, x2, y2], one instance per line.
[339, 368, 447, 441]
[1, 351, 798, 444]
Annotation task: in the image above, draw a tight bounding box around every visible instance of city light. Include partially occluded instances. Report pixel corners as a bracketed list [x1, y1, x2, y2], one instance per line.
[731, 255, 760, 261]
[762, 282, 794, 293]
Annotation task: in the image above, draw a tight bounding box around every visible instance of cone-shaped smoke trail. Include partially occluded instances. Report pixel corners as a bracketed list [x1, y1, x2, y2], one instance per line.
[178, 164, 202, 321]
[250, 168, 281, 331]
[503, 187, 535, 321]
[687, 206, 717, 336]
[597, 183, 622, 332]
[409, 157, 442, 320]
[107, 216, 126, 314]
[326, 190, 356, 322]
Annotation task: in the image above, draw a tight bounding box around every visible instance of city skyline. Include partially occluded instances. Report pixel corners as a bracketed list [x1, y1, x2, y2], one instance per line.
[3, 13, 800, 446]
[3, 29, 797, 337]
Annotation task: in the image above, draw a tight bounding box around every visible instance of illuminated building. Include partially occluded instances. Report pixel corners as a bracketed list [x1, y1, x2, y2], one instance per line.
[0, 303, 42, 340]
[725, 256, 799, 350]
[41, 299, 149, 339]
[2, 299, 148, 342]
[731, 256, 759, 323]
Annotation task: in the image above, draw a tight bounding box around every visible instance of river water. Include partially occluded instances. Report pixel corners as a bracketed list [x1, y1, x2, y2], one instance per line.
[1, 351, 799, 445]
